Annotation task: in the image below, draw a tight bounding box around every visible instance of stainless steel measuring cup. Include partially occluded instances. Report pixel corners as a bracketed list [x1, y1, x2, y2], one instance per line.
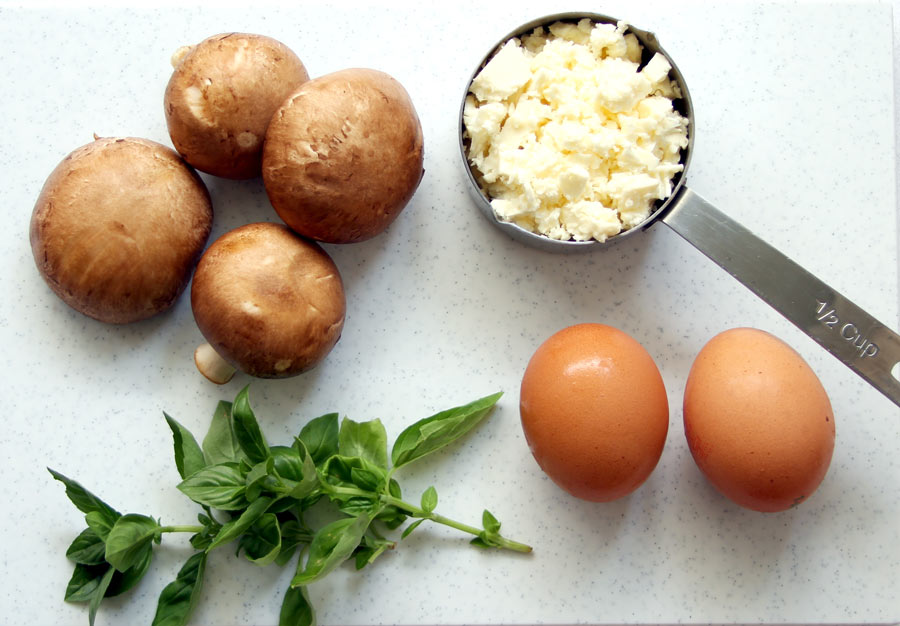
[458, 12, 900, 407]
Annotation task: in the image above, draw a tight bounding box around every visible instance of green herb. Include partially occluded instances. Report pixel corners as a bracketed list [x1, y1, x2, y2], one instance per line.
[164, 414, 205, 480]
[152, 552, 207, 626]
[51, 386, 530, 626]
[104, 514, 160, 572]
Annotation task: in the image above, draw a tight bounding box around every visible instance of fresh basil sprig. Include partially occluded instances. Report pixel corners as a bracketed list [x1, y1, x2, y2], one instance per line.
[51, 386, 531, 626]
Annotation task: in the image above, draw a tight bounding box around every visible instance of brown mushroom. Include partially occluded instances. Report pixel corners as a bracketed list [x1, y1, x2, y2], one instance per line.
[190, 222, 345, 381]
[261, 68, 424, 243]
[30, 136, 213, 324]
[164, 33, 310, 179]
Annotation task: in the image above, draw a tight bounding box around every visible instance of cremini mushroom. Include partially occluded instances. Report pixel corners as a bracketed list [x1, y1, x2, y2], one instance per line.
[261, 68, 424, 243]
[190, 222, 345, 381]
[164, 33, 309, 179]
[30, 136, 213, 324]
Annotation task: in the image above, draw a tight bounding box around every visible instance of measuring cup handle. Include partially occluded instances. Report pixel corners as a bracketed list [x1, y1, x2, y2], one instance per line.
[659, 186, 900, 408]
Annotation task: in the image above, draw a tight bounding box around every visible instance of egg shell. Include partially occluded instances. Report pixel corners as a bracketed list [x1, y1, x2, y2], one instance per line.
[519, 323, 669, 502]
[683, 327, 835, 512]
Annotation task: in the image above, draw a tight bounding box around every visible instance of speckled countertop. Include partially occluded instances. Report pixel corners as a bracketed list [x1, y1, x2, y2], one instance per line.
[1, 1, 898, 625]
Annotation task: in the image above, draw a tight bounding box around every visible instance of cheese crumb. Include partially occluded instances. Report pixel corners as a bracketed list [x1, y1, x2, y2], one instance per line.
[463, 20, 689, 242]
[469, 40, 533, 102]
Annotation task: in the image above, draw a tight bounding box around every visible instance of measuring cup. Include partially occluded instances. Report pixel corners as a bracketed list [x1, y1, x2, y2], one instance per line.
[458, 12, 900, 407]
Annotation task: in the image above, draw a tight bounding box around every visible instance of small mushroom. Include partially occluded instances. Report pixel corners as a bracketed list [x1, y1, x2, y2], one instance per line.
[164, 33, 310, 179]
[261, 68, 425, 243]
[190, 222, 345, 381]
[30, 136, 213, 324]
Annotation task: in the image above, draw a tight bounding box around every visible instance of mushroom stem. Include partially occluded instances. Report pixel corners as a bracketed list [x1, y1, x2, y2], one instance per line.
[170, 45, 193, 68]
[194, 342, 236, 384]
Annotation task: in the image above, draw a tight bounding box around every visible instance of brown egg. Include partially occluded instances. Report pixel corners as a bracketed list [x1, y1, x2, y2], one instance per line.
[519, 323, 669, 502]
[683, 327, 835, 512]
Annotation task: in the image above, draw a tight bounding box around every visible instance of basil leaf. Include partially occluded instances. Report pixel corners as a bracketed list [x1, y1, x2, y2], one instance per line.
[390, 392, 502, 469]
[165, 413, 206, 480]
[151, 551, 207, 626]
[420, 486, 438, 514]
[334, 497, 379, 517]
[298, 413, 339, 464]
[400, 518, 426, 540]
[470, 510, 505, 549]
[276, 519, 313, 567]
[470, 536, 498, 549]
[267, 497, 302, 515]
[271, 445, 305, 482]
[482, 509, 501, 534]
[349, 467, 382, 493]
[104, 514, 160, 572]
[66, 528, 106, 565]
[338, 417, 388, 469]
[352, 548, 372, 570]
[275, 544, 300, 568]
[232, 385, 270, 464]
[290, 513, 371, 586]
[353, 534, 394, 570]
[64, 563, 110, 603]
[377, 508, 407, 530]
[105, 542, 153, 597]
[275, 443, 319, 501]
[206, 496, 273, 552]
[85, 510, 117, 541]
[375, 478, 406, 530]
[298, 492, 324, 512]
[201, 401, 245, 465]
[48, 468, 120, 529]
[177, 463, 248, 510]
[279, 584, 315, 626]
[320, 456, 386, 517]
[239, 513, 282, 566]
[322, 455, 387, 493]
[189, 512, 222, 551]
[88, 565, 115, 626]
[246, 458, 275, 502]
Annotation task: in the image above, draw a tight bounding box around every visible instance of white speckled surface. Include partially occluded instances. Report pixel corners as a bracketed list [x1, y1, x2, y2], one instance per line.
[1, 1, 898, 625]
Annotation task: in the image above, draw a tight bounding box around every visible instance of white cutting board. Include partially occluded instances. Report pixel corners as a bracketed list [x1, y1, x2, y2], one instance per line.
[1, 1, 897, 624]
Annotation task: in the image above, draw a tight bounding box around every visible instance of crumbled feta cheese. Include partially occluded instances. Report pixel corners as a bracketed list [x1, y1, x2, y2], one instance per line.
[642, 53, 673, 86]
[469, 40, 533, 102]
[463, 19, 689, 242]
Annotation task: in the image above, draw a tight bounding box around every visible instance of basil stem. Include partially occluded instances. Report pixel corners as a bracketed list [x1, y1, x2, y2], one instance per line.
[321, 483, 531, 553]
[380, 494, 532, 553]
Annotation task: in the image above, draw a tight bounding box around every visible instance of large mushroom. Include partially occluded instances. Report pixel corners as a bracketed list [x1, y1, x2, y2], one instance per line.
[261, 68, 425, 243]
[190, 222, 345, 382]
[30, 136, 213, 324]
[164, 32, 310, 179]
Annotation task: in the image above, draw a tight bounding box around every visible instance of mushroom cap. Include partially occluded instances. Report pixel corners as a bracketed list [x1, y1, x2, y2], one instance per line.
[165, 32, 309, 179]
[30, 136, 213, 324]
[190, 222, 345, 378]
[262, 68, 424, 243]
